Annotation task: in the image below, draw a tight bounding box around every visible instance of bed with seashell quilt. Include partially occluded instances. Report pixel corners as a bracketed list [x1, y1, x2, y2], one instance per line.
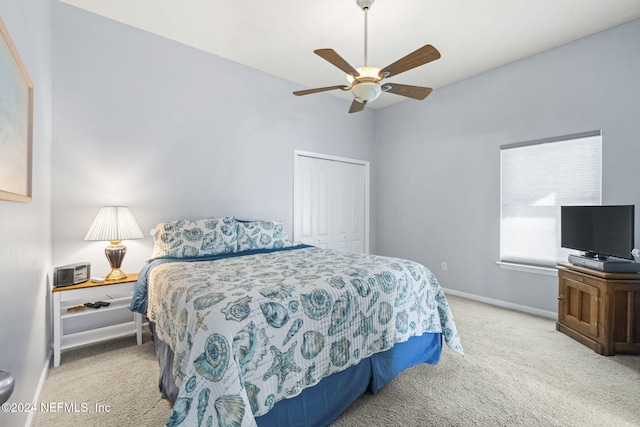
[130, 217, 463, 427]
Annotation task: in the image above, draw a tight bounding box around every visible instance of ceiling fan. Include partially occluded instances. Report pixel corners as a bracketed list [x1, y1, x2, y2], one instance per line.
[293, 0, 441, 113]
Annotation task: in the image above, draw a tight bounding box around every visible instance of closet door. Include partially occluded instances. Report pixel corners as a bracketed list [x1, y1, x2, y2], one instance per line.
[294, 153, 368, 253]
[333, 161, 365, 253]
[294, 155, 331, 249]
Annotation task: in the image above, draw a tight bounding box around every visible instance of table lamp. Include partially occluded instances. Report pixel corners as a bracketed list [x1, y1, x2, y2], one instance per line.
[84, 206, 144, 280]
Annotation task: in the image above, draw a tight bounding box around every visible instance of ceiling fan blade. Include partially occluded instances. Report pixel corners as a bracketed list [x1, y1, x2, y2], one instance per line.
[293, 85, 350, 96]
[314, 49, 359, 77]
[349, 99, 366, 114]
[379, 44, 441, 79]
[381, 83, 433, 100]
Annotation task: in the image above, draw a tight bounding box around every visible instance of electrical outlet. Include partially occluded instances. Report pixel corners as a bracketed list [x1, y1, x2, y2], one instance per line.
[441, 262, 447, 271]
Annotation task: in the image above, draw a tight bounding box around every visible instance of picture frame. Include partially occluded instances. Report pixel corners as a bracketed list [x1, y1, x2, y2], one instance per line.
[0, 17, 33, 203]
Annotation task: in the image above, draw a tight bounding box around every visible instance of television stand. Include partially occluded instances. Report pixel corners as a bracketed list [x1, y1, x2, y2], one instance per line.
[567, 254, 640, 273]
[556, 263, 640, 355]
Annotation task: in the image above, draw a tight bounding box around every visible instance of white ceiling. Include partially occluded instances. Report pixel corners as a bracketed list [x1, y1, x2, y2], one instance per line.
[60, 0, 640, 110]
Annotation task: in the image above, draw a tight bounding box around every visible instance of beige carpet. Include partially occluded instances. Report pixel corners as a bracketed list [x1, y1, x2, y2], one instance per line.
[34, 295, 640, 426]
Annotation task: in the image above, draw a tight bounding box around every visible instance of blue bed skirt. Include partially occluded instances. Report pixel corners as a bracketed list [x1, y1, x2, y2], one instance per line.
[151, 323, 442, 427]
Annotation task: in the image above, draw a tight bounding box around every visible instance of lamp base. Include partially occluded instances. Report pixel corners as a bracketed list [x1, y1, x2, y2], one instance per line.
[105, 268, 127, 281]
[104, 241, 128, 281]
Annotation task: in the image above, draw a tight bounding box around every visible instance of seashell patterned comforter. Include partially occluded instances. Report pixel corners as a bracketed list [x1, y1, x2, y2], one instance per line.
[144, 245, 463, 427]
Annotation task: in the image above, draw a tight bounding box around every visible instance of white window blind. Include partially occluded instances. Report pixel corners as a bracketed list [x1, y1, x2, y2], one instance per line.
[500, 131, 602, 267]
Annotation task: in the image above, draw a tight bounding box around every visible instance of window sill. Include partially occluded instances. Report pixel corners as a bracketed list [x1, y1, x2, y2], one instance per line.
[496, 261, 558, 276]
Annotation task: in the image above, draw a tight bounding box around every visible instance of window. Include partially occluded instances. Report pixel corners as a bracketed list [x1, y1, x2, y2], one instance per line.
[500, 131, 602, 268]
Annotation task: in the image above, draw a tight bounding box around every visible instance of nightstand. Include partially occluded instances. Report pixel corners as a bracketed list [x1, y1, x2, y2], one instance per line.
[52, 273, 142, 367]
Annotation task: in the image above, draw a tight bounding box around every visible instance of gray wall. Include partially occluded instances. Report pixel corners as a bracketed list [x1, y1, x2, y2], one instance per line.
[375, 19, 640, 313]
[51, 3, 377, 275]
[51, 4, 640, 314]
[0, 0, 52, 426]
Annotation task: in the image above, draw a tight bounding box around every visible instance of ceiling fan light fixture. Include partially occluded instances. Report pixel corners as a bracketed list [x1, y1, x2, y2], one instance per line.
[351, 81, 382, 103]
[346, 66, 381, 84]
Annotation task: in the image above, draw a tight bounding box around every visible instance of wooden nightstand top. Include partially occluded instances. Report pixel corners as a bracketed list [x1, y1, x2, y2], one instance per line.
[52, 273, 139, 292]
[557, 263, 640, 280]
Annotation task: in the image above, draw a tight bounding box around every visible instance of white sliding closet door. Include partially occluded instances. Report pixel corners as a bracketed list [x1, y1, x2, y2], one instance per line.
[294, 152, 369, 253]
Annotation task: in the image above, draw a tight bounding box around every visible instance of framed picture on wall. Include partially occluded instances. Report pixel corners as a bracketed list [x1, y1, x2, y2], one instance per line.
[0, 16, 33, 203]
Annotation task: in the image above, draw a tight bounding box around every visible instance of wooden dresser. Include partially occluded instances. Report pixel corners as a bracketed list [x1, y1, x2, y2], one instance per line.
[556, 263, 640, 356]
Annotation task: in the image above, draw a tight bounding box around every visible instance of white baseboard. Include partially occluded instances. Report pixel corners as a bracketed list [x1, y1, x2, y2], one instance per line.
[442, 288, 557, 320]
[25, 350, 51, 427]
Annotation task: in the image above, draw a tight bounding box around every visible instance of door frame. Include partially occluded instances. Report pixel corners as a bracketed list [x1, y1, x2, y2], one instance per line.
[293, 150, 370, 254]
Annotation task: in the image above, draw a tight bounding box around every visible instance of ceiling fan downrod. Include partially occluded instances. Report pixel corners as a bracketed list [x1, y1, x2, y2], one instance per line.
[356, 0, 374, 67]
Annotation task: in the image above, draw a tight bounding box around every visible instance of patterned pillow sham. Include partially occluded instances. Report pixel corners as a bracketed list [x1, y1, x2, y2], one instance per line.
[150, 216, 237, 259]
[236, 220, 291, 252]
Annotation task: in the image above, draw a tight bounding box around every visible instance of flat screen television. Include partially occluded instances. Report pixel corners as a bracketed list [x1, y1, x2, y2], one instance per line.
[561, 205, 635, 260]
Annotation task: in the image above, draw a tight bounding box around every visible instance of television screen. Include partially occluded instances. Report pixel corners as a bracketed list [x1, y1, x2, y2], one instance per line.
[561, 205, 635, 260]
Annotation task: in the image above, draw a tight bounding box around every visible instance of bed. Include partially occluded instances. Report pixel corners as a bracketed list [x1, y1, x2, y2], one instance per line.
[130, 217, 463, 427]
